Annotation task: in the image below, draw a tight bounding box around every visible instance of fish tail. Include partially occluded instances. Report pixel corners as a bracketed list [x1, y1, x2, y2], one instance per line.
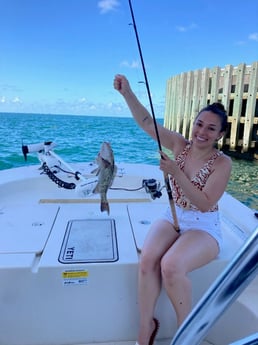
[101, 201, 110, 215]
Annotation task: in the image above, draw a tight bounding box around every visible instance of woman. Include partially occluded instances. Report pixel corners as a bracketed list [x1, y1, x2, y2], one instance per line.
[113, 74, 232, 345]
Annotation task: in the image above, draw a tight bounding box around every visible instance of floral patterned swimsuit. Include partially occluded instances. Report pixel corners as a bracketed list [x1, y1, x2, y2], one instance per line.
[170, 141, 223, 212]
[162, 142, 224, 249]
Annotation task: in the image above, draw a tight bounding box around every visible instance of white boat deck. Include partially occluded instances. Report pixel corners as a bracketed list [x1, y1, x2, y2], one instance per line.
[0, 162, 257, 345]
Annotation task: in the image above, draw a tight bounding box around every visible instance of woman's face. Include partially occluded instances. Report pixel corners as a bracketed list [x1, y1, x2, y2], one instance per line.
[192, 111, 224, 147]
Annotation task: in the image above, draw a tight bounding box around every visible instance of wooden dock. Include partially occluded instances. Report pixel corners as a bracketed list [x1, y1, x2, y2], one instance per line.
[164, 61, 258, 159]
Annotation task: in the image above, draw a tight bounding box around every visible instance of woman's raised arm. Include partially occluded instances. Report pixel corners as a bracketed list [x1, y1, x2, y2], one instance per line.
[113, 74, 186, 155]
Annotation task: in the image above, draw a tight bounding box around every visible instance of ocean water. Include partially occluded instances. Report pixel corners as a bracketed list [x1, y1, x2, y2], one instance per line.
[0, 112, 257, 210]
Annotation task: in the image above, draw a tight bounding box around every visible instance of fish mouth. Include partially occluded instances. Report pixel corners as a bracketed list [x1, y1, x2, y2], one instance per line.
[99, 142, 114, 163]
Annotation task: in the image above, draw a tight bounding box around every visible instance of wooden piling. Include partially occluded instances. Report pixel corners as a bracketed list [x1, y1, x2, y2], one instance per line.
[164, 62, 258, 159]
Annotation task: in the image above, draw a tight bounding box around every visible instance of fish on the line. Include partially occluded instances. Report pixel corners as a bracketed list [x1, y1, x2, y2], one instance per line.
[92, 142, 117, 214]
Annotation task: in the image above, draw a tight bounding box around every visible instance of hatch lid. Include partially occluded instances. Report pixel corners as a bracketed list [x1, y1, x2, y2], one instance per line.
[0, 205, 59, 254]
[59, 218, 118, 263]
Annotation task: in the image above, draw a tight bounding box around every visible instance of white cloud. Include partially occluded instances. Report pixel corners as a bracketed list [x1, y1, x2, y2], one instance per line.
[235, 40, 246, 46]
[0, 96, 6, 103]
[248, 32, 258, 42]
[107, 102, 113, 109]
[176, 23, 197, 32]
[120, 60, 140, 69]
[98, 0, 120, 14]
[11, 97, 22, 104]
[78, 97, 87, 103]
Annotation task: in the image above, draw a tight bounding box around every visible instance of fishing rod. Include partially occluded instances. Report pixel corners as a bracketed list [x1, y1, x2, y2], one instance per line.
[128, 0, 179, 231]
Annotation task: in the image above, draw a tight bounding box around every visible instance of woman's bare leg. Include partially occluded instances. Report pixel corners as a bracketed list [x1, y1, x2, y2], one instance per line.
[161, 230, 219, 327]
[137, 220, 179, 345]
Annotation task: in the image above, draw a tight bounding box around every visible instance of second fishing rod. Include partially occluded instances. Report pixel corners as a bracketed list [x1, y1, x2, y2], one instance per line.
[128, 0, 179, 232]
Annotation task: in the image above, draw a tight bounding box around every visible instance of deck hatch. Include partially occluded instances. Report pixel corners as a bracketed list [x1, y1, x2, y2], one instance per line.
[59, 218, 118, 263]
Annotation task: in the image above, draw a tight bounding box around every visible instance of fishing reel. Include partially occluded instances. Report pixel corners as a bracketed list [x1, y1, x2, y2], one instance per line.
[142, 179, 162, 200]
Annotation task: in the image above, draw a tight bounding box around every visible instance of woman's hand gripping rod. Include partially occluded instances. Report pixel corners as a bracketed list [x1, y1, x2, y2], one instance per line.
[128, 0, 179, 232]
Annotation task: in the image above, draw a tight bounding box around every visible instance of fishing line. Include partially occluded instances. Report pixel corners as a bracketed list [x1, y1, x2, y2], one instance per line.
[128, 0, 180, 231]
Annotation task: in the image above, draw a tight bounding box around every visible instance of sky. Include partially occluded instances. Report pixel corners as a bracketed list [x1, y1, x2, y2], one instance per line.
[0, 0, 258, 118]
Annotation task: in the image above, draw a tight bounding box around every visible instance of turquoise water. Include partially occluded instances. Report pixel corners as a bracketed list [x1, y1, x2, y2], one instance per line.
[0, 112, 257, 210]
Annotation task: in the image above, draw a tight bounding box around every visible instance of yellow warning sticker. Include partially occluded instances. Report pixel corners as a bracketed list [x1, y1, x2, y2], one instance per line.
[62, 270, 88, 279]
[62, 270, 89, 286]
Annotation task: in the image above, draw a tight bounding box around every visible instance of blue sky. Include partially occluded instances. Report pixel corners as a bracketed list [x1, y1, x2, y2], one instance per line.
[1, 0, 258, 118]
